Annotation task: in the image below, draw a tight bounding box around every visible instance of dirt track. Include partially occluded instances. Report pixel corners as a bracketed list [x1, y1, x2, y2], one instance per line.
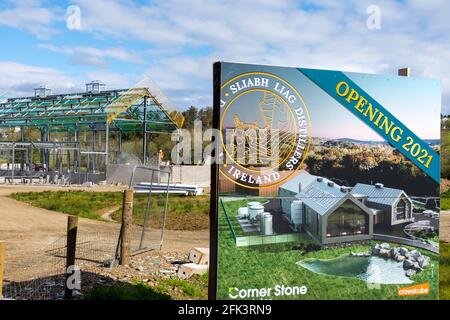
[441, 211, 450, 243]
[0, 184, 209, 280]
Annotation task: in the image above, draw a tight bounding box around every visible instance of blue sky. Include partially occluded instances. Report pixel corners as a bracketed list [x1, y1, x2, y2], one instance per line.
[0, 0, 449, 113]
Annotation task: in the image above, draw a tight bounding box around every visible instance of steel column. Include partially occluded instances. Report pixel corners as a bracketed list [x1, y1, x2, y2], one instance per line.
[142, 96, 148, 165]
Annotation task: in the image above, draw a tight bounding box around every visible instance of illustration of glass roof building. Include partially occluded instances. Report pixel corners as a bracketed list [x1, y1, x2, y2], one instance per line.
[279, 171, 413, 245]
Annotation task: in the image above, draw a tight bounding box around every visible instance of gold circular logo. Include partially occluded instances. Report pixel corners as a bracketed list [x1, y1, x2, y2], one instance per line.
[219, 72, 311, 189]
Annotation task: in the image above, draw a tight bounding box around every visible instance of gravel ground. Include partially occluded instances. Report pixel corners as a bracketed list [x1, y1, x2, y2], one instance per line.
[441, 211, 450, 243]
[0, 184, 209, 300]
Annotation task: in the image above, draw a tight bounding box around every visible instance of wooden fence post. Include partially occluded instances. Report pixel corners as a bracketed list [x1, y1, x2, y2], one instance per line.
[65, 215, 78, 299]
[0, 242, 5, 300]
[120, 189, 134, 265]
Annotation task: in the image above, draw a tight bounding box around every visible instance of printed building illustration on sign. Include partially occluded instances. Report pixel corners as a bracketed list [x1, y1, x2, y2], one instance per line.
[212, 62, 440, 300]
[279, 171, 413, 245]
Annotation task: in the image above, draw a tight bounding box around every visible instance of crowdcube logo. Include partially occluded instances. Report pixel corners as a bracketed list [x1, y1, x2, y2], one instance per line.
[397, 283, 430, 296]
[219, 72, 311, 189]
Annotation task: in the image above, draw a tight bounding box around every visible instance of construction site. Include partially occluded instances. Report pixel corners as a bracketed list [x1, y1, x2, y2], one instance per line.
[0, 79, 211, 300]
[0, 79, 186, 184]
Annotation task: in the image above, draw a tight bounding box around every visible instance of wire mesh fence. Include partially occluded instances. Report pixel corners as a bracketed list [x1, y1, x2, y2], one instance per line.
[2, 238, 66, 300]
[127, 166, 170, 254]
[2, 227, 120, 300]
[2, 165, 172, 300]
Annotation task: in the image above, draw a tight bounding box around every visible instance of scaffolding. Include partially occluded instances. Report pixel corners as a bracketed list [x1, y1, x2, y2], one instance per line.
[0, 81, 184, 184]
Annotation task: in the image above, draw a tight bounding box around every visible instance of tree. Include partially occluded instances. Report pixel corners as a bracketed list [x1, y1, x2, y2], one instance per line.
[182, 106, 199, 130]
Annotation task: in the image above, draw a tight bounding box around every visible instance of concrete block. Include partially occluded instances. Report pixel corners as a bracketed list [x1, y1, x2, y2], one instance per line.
[177, 263, 208, 279]
[188, 247, 209, 265]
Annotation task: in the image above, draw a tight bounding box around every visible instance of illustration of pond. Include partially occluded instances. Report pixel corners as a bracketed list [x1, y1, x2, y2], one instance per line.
[298, 255, 413, 284]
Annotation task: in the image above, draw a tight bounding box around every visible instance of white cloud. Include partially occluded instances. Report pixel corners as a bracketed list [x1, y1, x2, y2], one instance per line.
[68, 0, 450, 110]
[84, 70, 139, 90]
[1, 0, 449, 112]
[73, 0, 187, 44]
[0, 61, 79, 97]
[0, 0, 60, 39]
[38, 44, 145, 67]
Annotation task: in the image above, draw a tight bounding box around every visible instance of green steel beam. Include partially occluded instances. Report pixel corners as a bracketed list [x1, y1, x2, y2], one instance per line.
[0, 90, 180, 134]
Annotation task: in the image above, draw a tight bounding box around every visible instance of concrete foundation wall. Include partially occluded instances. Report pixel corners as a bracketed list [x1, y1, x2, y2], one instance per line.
[171, 165, 211, 188]
[106, 164, 210, 187]
[68, 172, 106, 184]
[106, 164, 162, 185]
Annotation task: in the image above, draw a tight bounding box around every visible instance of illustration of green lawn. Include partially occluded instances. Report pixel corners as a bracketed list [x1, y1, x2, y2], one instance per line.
[217, 199, 439, 300]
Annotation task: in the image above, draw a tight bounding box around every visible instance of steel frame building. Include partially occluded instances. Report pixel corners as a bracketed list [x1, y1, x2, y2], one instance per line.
[0, 82, 184, 184]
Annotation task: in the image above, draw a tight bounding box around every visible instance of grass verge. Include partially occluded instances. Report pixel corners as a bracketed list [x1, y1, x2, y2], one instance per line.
[440, 242, 450, 299]
[10, 191, 210, 230]
[441, 190, 450, 210]
[85, 274, 208, 300]
[10, 190, 120, 221]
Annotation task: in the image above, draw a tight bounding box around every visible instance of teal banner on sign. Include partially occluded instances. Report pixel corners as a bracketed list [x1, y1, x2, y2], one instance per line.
[298, 68, 440, 183]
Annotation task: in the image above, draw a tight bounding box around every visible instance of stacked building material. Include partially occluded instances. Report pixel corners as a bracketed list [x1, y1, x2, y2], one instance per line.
[134, 182, 204, 196]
